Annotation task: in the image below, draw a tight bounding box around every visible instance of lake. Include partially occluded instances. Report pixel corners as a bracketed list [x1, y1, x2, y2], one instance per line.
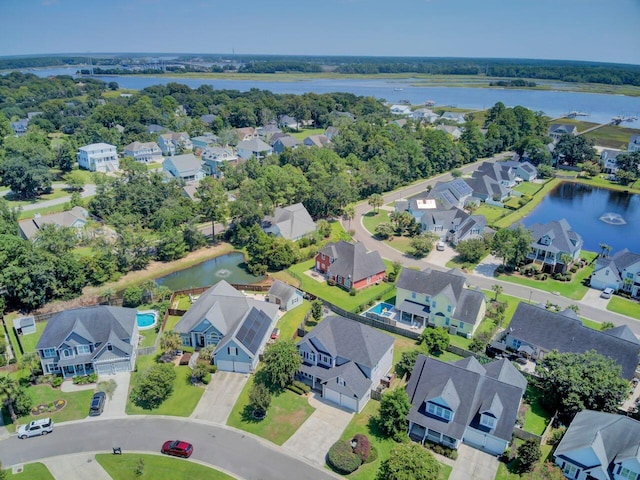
[155, 252, 265, 291]
[24, 67, 640, 128]
[523, 182, 640, 253]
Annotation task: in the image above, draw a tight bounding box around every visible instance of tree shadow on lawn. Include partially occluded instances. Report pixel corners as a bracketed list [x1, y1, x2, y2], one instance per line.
[366, 414, 391, 443]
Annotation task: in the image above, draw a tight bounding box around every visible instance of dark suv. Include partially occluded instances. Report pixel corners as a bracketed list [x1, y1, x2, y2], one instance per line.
[89, 391, 106, 416]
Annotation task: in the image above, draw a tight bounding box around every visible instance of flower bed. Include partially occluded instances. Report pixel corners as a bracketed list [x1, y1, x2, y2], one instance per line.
[30, 399, 66, 416]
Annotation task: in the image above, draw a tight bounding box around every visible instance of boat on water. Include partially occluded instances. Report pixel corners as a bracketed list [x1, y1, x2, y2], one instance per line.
[393, 87, 404, 91]
[425, 100, 436, 107]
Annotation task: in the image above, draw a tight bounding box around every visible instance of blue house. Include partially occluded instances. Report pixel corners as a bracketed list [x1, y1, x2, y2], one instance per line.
[173, 281, 280, 373]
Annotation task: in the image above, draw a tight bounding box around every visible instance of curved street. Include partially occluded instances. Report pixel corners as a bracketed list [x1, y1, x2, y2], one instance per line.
[0, 417, 337, 480]
[345, 153, 640, 335]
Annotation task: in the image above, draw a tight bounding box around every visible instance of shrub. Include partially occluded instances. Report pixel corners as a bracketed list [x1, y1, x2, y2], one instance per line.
[352, 434, 371, 463]
[123, 287, 144, 307]
[327, 278, 336, 287]
[349, 288, 357, 296]
[366, 445, 378, 464]
[517, 438, 541, 472]
[293, 380, 310, 393]
[286, 384, 305, 395]
[327, 440, 361, 474]
[131, 363, 177, 409]
[51, 377, 62, 388]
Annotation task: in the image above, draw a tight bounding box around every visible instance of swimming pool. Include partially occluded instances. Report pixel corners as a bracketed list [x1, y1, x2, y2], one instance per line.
[364, 302, 397, 319]
[136, 310, 158, 330]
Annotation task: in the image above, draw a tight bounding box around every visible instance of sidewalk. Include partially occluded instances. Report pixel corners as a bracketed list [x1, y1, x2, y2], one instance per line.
[42, 453, 112, 480]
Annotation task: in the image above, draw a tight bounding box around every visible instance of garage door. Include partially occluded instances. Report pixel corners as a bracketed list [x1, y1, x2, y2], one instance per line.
[216, 360, 250, 373]
[95, 361, 130, 375]
[324, 389, 357, 411]
[463, 429, 506, 455]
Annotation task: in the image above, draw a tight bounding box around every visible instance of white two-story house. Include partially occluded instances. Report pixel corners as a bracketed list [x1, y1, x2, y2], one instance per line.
[590, 249, 640, 298]
[77, 143, 119, 172]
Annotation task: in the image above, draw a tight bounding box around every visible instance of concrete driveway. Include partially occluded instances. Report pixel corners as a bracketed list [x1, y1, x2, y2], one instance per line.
[190, 371, 248, 424]
[97, 372, 130, 419]
[449, 444, 499, 480]
[473, 254, 503, 278]
[581, 287, 612, 310]
[283, 393, 353, 466]
[41, 453, 111, 480]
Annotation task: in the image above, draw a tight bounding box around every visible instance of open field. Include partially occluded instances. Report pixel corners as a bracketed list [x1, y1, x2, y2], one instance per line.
[557, 118, 640, 149]
[289, 128, 325, 140]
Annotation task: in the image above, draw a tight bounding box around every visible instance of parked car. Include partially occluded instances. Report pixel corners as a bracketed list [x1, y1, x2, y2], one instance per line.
[161, 440, 193, 458]
[89, 391, 106, 416]
[18, 418, 54, 439]
[270, 328, 280, 340]
[436, 242, 445, 251]
[600, 287, 614, 299]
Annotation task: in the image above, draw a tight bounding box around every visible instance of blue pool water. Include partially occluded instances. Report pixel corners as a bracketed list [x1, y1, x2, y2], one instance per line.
[136, 311, 157, 330]
[366, 302, 396, 316]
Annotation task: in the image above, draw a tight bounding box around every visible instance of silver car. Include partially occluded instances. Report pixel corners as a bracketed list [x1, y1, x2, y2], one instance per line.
[17, 418, 54, 439]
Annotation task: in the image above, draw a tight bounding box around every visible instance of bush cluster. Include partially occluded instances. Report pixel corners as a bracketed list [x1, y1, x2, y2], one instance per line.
[72, 373, 98, 384]
[286, 383, 307, 395]
[425, 440, 459, 459]
[352, 434, 371, 463]
[327, 440, 361, 474]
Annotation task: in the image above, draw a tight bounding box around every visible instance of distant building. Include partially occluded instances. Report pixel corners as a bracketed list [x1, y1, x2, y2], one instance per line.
[18, 206, 89, 241]
[261, 203, 317, 241]
[303, 134, 330, 148]
[123, 141, 162, 164]
[548, 124, 577, 142]
[628, 134, 640, 152]
[600, 149, 623, 174]
[77, 143, 119, 172]
[237, 138, 273, 160]
[158, 132, 192, 156]
[201, 146, 238, 177]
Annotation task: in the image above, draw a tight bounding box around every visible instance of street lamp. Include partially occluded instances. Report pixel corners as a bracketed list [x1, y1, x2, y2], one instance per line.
[528, 291, 533, 304]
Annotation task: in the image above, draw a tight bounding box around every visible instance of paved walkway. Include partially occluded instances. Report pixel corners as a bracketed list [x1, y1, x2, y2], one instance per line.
[42, 453, 112, 480]
[449, 444, 499, 480]
[190, 371, 248, 424]
[282, 393, 353, 466]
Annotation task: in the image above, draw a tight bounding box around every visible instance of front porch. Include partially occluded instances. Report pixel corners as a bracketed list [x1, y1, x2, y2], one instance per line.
[408, 422, 459, 449]
[61, 362, 95, 378]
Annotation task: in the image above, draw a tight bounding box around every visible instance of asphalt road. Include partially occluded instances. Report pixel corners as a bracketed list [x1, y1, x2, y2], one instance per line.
[346, 152, 640, 335]
[0, 417, 337, 480]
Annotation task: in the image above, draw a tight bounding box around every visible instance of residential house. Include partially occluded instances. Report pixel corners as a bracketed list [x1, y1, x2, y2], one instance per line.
[256, 124, 282, 142]
[395, 268, 486, 337]
[201, 146, 238, 177]
[590, 249, 640, 298]
[182, 183, 199, 202]
[554, 410, 640, 480]
[200, 114, 217, 126]
[435, 125, 463, 140]
[162, 153, 207, 183]
[158, 132, 192, 156]
[272, 135, 301, 154]
[237, 138, 273, 160]
[18, 206, 89, 241]
[278, 115, 299, 130]
[173, 280, 280, 373]
[392, 119, 408, 128]
[325, 126, 340, 140]
[411, 108, 440, 123]
[526, 219, 583, 273]
[629, 134, 640, 153]
[500, 160, 538, 182]
[476, 162, 518, 188]
[404, 179, 474, 211]
[36, 306, 138, 377]
[235, 127, 256, 143]
[465, 174, 510, 202]
[406, 355, 527, 455]
[315, 240, 386, 290]
[77, 143, 119, 172]
[500, 302, 640, 379]
[296, 315, 394, 412]
[123, 141, 162, 164]
[146, 124, 167, 134]
[303, 134, 330, 148]
[191, 133, 219, 153]
[549, 124, 578, 142]
[440, 112, 466, 124]
[268, 132, 289, 146]
[600, 149, 623, 174]
[10, 119, 29, 136]
[390, 104, 412, 116]
[261, 203, 317, 241]
[267, 280, 303, 311]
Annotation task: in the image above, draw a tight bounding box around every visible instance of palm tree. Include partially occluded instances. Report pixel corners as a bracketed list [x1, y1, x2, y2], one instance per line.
[0, 375, 20, 424]
[559, 253, 574, 274]
[491, 284, 503, 302]
[598, 243, 611, 258]
[604, 245, 612, 258]
[100, 288, 115, 305]
[342, 204, 355, 231]
[368, 193, 383, 213]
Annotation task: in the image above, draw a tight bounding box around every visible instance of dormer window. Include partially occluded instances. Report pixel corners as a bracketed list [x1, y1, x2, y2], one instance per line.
[77, 345, 91, 355]
[337, 377, 346, 386]
[62, 348, 74, 358]
[427, 402, 452, 421]
[480, 414, 496, 429]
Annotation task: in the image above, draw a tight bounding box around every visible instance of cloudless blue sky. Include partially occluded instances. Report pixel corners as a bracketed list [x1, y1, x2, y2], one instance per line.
[0, 0, 638, 64]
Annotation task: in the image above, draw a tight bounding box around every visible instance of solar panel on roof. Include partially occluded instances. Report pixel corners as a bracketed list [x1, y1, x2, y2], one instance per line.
[236, 309, 271, 353]
[440, 191, 456, 206]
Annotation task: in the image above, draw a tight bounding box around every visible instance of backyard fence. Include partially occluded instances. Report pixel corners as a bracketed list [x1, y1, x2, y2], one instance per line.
[136, 346, 156, 356]
[513, 427, 543, 444]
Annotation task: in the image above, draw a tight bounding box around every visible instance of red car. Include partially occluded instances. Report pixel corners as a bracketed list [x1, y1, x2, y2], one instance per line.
[161, 440, 193, 458]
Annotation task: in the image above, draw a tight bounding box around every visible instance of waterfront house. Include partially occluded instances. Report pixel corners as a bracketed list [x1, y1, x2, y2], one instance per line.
[628, 134, 640, 153]
[395, 268, 486, 337]
[549, 124, 578, 142]
[77, 143, 119, 172]
[411, 108, 440, 123]
[526, 219, 583, 273]
[390, 104, 412, 116]
[36, 306, 138, 377]
[554, 410, 640, 480]
[406, 355, 527, 455]
[590, 249, 640, 298]
[296, 316, 394, 413]
[440, 112, 466, 124]
[500, 160, 538, 182]
[600, 149, 623, 174]
[500, 302, 640, 379]
[162, 153, 207, 183]
[261, 203, 317, 241]
[173, 281, 279, 373]
[315, 241, 386, 290]
[435, 125, 463, 140]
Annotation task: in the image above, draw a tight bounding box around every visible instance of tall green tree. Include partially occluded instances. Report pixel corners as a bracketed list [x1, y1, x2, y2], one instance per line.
[554, 134, 596, 167]
[378, 387, 411, 441]
[377, 443, 440, 480]
[492, 225, 533, 267]
[261, 339, 301, 388]
[0, 157, 53, 199]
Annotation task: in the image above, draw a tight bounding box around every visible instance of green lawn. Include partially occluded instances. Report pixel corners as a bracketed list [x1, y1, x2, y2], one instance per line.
[360, 210, 420, 255]
[513, 182, 542, 196]
[276, 300, 311, 341]
[96, 453, 234, 480]
[125, 355, 204, 417]
[523, 385, 552, 435]
[493, 179, 561, 229]
[607, 296, 640, 320]
[495, 251, 597, 301]
[163, 315, 183, 332]
[339, 400, 451, 480]
[289, 127, 326, 140]
[483, 290, 522, 328]
[3, 385, 94, 433]
[3, 462, 54, 480]
[226, 375, 315, 445]
[138, 330, 158, 348]
[495, 442, 554, 480]
[5, 187, 70, 207]
[14, 321, 48, 354]
[475, 204, 509, 226]
[288, 259, 394, 312]
[580, 317, 602, 330]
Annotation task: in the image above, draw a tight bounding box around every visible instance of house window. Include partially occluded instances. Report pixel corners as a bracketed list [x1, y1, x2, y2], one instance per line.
[107, 344, 113, 351]
[42, 348, 56, 358]
[228, 347, 238, 356]
[480, 415, 496, 428]
[411, 292, 416, 299]
[337, 377, 346, 386]
[431, 301, 436, 308]
[627, 272, 634, 279]
[427, 402, 452, 421]
[445, 318, 449, 325]
[46, 363, 60, 373]
[562, 463, 578, 478]
[447, 305, 452, 313]
[513, 339, 522, 349]
[619, 467, 637, 480]
[76, 345, 91, 355]
[62, 348, 73, 358]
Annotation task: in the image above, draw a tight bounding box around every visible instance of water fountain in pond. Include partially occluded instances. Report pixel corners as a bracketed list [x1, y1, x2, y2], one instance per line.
[215, 268, 231, 278]
[598, 212, 627, 225]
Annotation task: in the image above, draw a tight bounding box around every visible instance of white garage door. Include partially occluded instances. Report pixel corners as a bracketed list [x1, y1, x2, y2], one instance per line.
[216, 360, 250, 373]
[463, 429, 506, 455]
[324, 388, 357, 411]
[95, 361, 130, 375]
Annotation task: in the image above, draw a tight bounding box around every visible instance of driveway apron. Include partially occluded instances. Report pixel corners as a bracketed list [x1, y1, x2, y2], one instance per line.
[42, 453, 112, 480]
[449, 444, 499, 480]
[190, 371, 248, 424]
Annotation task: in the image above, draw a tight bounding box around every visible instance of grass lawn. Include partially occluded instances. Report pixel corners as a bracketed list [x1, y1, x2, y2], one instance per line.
[288, 259, 394, 312]
[3, 462, 54, 480]
[523, 385, 552, 435]
[495, 251, 597, 301]
[360, 210, 420, 255]
[445, 253, 488, 273]
[96, 453, 234, 480]
[495, 443, 554, 480]
[607, 296, 640, 320]
[125, 355, 204, 417]
[513, 182, 542, 196]
[18, 198, 95, 220]
[289, 127, 326, 140]
[15, 321, 48, 354]
[483, 290, 522, 328]
[138, 330, 158, 348]
[226, 375, 315, 445]
[580, 317, 602, 330]
[3, 385, 94, 433]
[276, 300, 311, 341]
[164, 315, 183, 332]
[5, 188, 69, 207]
[475, 204, 509, 226]
[493, 179, 561, 229]
[339, 400, 452, 480]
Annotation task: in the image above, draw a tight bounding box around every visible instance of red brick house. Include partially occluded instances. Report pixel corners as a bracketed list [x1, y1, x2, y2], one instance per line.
[315, 241, 386, 290]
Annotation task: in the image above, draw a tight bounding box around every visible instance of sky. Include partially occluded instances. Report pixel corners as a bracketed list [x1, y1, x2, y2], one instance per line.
[0, 0, 639, 64]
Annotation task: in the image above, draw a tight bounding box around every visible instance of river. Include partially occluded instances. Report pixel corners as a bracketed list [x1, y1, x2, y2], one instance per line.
[22, 67, 640, 128]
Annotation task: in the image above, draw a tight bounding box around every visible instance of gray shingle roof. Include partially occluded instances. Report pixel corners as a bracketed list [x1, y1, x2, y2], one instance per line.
[528, 219, 583, 255]
[318, 241, 386, 284]
[397, 268, 467, 301]
[163, 153, 203, 176]
[508, 302, 640, 379]
[453, 289, 486, 326]
[237, 137, 271, 152]
[262, 203, 316, 240]
[406, 355, 526, 443]
[19, 206, 88, 240]
[274, 136, 301, 148]
[268, 280, 298, 304]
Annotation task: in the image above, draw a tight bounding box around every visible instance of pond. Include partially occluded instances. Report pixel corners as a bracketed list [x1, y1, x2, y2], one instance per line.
[522, 182, 640, 253]
[155, 252, 265, 291]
